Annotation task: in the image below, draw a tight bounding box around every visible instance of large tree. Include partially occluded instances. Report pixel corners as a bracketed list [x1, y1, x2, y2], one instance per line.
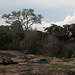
[2, 9, 43, 31]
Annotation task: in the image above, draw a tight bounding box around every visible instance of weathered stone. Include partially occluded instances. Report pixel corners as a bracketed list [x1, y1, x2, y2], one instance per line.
[2, 58, 18, 65]
[0, 51, 75, 75]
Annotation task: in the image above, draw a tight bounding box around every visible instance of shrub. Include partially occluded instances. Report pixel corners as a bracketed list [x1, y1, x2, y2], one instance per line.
[0, 68, 6, 73]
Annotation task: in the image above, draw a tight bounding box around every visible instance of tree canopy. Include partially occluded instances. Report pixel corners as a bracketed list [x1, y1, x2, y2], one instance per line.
[44, 24, 57, 34]
[2, 9, 43, 31]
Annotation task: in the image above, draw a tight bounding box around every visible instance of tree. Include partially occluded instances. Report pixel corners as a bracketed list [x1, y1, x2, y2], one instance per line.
[2, 9, 43, 31]
[20, 30, 42, 54]
[0, 25, 24, 50]
[42, 35, 62, 57]
[0, 26, 12, 50]
[44, 24, 57, 34]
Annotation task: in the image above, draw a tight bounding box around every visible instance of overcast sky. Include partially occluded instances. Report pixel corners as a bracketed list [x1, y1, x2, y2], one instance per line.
[0, 0, 75, 31]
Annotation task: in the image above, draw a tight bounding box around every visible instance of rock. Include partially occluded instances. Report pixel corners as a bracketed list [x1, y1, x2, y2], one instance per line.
[2, 58, 18, 65]
[0, 52, 16, 57]
[27, 57, 48, 63]
[0, 51, 75, 75]
[26, 54, 37, 59]
[11, 58, 26, 63]
[38, 58, 48, 63]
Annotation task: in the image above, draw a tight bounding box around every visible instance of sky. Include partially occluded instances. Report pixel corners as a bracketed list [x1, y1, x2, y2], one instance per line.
[0, 0, 75, 31]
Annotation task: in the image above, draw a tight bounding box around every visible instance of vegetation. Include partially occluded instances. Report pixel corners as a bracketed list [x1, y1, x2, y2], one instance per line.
[0, 8, 75, 58]
[60, 58, 75, 62]
[0, 68, 6, 73]
[0, 55, 14, 59]
[44, 24, 57, 34]
[50, 64, 75, 69]
[2, 9, 43, 31]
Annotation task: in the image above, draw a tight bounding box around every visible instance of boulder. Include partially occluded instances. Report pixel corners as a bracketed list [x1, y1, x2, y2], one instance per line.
[2, 58, 18, 65]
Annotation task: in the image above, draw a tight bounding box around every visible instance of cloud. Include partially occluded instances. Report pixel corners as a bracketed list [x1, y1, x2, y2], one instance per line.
[0, 15, 8, 26]
[33, 21, 51, 31]
[0, 15, 6, 25]
[0, 19, 6, 25]
[1, 12, 75, 31]
[33, 12, 75, 31]
[55, 12, 75, 25]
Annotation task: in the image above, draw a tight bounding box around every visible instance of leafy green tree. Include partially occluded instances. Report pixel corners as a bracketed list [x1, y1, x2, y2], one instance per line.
[2, 9, 43, 31]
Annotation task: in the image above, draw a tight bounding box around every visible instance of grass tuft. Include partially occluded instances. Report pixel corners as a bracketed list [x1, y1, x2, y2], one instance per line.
[50, 64, 75, 69]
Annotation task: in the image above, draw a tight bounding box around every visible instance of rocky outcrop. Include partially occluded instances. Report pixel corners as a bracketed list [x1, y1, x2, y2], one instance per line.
[2, 58, 18, 65]
[0, 51, 75, 75]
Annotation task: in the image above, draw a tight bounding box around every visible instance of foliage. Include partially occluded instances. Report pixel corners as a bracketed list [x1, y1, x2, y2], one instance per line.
[20, 30, 43, 54]
[44, 24, 57, 34]
[60, 58, 75, 62]
[42, 35, 63, 57]
[0, 9, 75, 58]
[2, 9, 43, 31]
[0, 26, 12, 49]
[0, 25, 24, 50]
[0, 23, 75, 58]
[0, 55, 14, 60]
[0, 68, 6, 73]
